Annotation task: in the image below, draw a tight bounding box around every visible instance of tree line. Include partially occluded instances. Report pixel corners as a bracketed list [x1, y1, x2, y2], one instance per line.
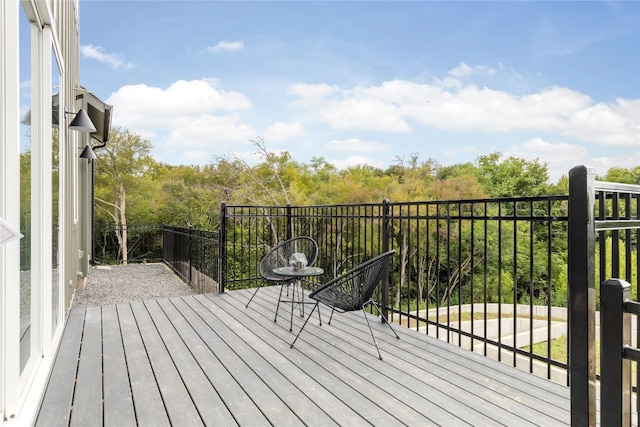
[91, 127, 639, 232]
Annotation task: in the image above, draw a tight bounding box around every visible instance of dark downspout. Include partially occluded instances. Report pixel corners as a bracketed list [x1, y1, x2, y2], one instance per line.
[89, 141, 106, 265]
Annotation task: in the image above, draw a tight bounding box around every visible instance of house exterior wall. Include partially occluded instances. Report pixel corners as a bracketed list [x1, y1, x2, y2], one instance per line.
[0, 1, 89, 424]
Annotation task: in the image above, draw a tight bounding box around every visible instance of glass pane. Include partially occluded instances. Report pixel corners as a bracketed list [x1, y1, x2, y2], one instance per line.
[52, 50, 60, 337]
[18, 5, 32, 374]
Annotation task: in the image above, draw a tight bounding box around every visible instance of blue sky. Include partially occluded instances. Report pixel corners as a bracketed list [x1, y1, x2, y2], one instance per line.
[78, 0, 640, 182]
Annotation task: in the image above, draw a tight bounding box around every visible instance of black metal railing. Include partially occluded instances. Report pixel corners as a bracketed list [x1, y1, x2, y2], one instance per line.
[568, 165, 640, 426]
[218, 202, 391, 292]
[219, 196, 571, 382]
[162, 225, 220, 294]
[93, 224, 163, 264]
[600, 278, 639, 427]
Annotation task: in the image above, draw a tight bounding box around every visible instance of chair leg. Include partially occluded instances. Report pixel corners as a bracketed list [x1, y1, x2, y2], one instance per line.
[274, 283, 286, 323]
[290, 303, 319, 348]
[370, 301, 400, 340]
[327, 307, 336, 325]
[298, 282, 305, 317]
[289, 283, 296, 332]
[245, 286, 262, 308]
[362, 308, 383, 360]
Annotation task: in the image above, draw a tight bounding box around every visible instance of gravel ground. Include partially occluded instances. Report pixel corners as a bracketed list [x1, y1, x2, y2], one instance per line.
[71, 263, 194, 308]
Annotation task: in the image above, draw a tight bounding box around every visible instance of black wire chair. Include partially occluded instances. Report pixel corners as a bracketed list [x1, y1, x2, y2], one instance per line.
[290, 250, 399, 360]
[245, 236, 319, 330]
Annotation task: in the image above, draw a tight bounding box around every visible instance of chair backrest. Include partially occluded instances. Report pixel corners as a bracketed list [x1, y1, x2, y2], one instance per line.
[310, 250, 395, 312]
[259, 236, 319, 282]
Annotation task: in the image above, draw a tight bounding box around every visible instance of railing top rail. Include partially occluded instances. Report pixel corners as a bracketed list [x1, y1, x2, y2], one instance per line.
[224, 202, 386, 209]
[595, 219, 640, 231]
[595, 180, 640, 194]
[623, 299, 640, 315]
[389, 195, 569, 206]
[225, 195, 570, 211]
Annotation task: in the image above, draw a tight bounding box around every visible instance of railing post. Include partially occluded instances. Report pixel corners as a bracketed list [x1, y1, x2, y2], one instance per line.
[600, 278, 632, 427]
[188, 226, 193, 287]
[286, 203, 293, 240]
[568, 165, 597, 426]
[162, 224, 166, 263]
[219, 202, 226, 293]
[382, 199, 390, 321]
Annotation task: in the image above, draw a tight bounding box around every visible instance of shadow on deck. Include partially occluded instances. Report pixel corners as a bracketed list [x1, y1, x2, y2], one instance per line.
[36, 285, 571, 426]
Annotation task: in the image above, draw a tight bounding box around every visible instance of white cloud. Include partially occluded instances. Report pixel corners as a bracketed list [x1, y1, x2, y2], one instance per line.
[563, 98, 640, 147]
[505, 137, 590, 182]
[108, 79, 251, 125]
[208, 41, 245, 52]
[406, 84, 591, 133]
[329, 155, 386, 170]
[323, 138, 389, 153]
[321, 95, 412, 132]
[286, 75, 637, 149]
[99, 64, 638, 175]
[264, 122, 307, 142]
[443, 145, 480, 157]
[163, 114, 255, 149]
[507, 138, 588, 163]
[107, 79, 255, 161]
[448, 62, 496, 77]
[589, 150, 640, 175]
[80, 45, 134, 69]
[287, 83, 340, 107]
[449, 62, 472, 77]
[181, 150, 213, 162]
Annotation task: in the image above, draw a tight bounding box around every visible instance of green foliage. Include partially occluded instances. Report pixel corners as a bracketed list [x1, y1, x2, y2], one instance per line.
[598, 166, 640, 185]
[595, 235, 639, 310]
[94, 127, 155, 225]
[96, 130, 581, 229]
[477, 152, 551, 197]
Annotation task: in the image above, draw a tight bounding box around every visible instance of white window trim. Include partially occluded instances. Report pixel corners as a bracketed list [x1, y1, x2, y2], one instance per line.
[1, 0, 22, 421]
[1, 4, 66, 424]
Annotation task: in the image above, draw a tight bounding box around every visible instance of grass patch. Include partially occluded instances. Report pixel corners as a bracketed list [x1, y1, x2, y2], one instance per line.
[395, 311, 505, 329]
[523, 334, 569, 364]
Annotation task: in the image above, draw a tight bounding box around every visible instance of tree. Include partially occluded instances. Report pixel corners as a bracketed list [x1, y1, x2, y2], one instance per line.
[477, 152, 550, 197]
[154, 164, 224, 228]
[94, 127, 156, 264]
[598, 166, 640, 185]
[213, 137, 297, 206]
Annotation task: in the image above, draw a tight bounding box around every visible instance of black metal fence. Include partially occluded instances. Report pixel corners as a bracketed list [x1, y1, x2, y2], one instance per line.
[162, 225, 220, 294]
[93, 224, 163, 264]
[218, 195, 572, 383]
[600, 279, 639, 427]
[569, 165, 640, 426]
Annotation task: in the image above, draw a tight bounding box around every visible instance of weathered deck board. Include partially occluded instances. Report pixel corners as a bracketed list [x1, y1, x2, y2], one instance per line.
[36, 309, 84, 426]
[36, 286, 572, 426]
[230, 285, 565, 426]
[117, 303, 169, 426]
[101, 304, 136, 426]
[69, 306, 103, 427]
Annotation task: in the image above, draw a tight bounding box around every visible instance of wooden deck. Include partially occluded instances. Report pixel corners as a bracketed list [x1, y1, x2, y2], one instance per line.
[36, 285, 571, 426]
